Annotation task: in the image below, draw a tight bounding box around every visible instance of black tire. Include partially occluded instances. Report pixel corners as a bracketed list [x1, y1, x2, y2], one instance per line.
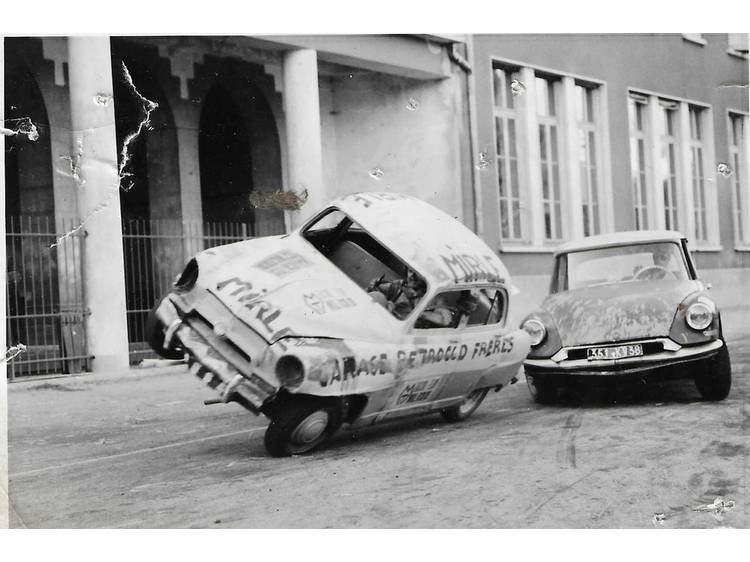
[145, 307, 184, 360]
[441, 388, 488, 422]
[526, 374, 557, 404]
[695, 343, 732, 401]
[264, 396, 343, 457]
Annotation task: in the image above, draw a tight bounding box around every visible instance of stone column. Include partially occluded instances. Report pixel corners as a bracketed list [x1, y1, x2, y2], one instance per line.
[67, 36, 129, 373]
[282, 49, 324, 228]
[176, 125, 204, 258]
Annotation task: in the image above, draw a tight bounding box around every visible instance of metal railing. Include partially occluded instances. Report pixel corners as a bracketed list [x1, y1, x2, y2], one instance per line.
[5, 215, 286, 376]
[5, 216, 90, 379]
[122, 217, 286, 363]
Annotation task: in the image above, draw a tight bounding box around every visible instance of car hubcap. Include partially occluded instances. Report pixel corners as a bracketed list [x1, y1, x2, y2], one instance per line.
[458, 390, 483, 415]
[290, 410, 329, 445]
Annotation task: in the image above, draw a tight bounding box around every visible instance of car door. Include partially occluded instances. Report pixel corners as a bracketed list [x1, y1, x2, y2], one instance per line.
[424, 285, 519, 401]
[374, 286, 512, 420]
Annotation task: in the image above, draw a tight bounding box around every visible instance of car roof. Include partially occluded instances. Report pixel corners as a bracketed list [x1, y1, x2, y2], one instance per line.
[554, 230, 686, 255]
[306, 192, 513, 290]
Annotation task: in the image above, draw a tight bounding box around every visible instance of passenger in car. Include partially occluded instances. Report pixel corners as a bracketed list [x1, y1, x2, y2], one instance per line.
[416, 290, 479, 329]
[367, 271, 426, 320]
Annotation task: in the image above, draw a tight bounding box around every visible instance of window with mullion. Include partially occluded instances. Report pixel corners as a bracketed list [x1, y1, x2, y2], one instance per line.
[576, 84, 600, 237]
[658, 104, 679, 230]
[493, 67, 523, 241]
[690, 106, 708, 241]
[628, 97, 649, 230]
[730, 113, 747, 245]
[537, 76, 562, 241]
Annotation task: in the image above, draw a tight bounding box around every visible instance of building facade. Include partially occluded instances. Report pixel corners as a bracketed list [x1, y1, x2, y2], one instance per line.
[3, 34, 474, 375]
[469, 33, 749, 324]
[3, 33, 748, 376]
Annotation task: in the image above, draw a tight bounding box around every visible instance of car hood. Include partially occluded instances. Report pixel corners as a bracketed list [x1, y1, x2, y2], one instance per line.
[193, 235, 397, 343]
[541, 279, 702, 347]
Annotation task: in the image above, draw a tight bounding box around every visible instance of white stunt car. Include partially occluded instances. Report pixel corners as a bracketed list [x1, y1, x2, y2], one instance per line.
[148, 192, 530, 456]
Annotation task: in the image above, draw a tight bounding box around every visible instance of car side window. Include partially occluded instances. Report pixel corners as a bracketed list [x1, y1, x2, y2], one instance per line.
[414, 288, 505, 329]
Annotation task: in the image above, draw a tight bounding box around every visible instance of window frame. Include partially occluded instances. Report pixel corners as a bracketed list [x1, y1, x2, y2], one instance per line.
[490, 58, 610, 252]
[492, 65, 525, 242]
[628, 94, 650, 230]
[576, 82, 602, 237]
[627, 89, 719, 248]
[728, 110, 750, 250]
[535, 74, 564, 242]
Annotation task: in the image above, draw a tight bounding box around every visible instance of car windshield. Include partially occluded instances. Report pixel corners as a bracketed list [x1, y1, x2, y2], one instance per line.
[556, 242, 690, 291]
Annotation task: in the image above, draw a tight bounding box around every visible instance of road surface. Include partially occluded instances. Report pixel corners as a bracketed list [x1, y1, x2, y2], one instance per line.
[7, 334, 748, 528]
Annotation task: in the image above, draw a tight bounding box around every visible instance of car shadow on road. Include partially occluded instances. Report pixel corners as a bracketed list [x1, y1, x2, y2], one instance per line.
[547, 378, 709, 407]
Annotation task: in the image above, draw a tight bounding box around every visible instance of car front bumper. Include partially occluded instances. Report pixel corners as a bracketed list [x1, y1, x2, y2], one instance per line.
[523, 338, 723, 380]
[153, 294, 278, 413]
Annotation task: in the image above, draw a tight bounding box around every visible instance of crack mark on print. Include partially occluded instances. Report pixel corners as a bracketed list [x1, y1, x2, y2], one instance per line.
[50, 63, 158, 248]
[475, 150, 491, 170]
[118, 62, 159, 192]
[50, 186, 120, 248]
[2, 343, 27, 364]
[1, 117, 39, 141]
[717, 163, 733, 178]
[693, 496, 736, 521]
[58, 138, 85, 186]
[510, 79, 526, 97]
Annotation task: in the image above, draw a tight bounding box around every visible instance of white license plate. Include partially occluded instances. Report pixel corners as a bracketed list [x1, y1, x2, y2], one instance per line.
[587, 344, 643, 361]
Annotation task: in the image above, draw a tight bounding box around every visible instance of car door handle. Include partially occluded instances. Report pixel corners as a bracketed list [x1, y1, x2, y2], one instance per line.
[448, 338, 460, 344]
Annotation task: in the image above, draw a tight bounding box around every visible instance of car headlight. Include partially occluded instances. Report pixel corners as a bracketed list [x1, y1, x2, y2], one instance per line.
[522, 318, 547, 347]
[686, 301, 713, 331]
[174, 258, 199, 292]
[275, 355, 305, 389]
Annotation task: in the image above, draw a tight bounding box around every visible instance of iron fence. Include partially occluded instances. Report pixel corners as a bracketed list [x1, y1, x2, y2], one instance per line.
[5, 215, 286, 376]
[5, 216, 90, 379]
[123, 217, 286, 363]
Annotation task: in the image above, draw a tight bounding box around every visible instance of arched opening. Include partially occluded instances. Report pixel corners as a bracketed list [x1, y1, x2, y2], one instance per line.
[199, 83, 255, 239]
[4, 46, 60, 372]
[198, 68, 285, 243]
[4, 55, 54, 220]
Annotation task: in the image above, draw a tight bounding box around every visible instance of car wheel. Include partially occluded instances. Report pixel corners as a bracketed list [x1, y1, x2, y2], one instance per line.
[526, 375, 557, 404]
[145, 307, 184, 360]
[263, 397, 343, 457]
[694, 343, 732, 401]
[441, 388, 488, 422]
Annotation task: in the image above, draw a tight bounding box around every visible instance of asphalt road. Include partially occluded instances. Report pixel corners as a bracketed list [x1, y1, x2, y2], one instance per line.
[7, 334, 749, 528]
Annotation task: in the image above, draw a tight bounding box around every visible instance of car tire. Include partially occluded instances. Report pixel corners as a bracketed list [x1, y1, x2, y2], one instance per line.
[694, 343, 732, 401]
[263, 397, 343, 457]
[441, 388, 488, 422]
[526, 375, 557, 404]
[145, 307, 185, 360]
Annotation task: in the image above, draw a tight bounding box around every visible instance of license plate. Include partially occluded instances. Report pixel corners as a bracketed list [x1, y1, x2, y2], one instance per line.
[587, 344, 643, 361]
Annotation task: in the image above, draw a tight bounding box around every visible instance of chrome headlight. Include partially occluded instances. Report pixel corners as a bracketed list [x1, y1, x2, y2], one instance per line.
[522, 318, 547, 347]
[275, 355, 305, 389]
[686, 301, 713, 331]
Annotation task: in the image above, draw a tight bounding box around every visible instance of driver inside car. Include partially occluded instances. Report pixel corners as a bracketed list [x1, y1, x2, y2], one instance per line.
[367, 271, 426, 320]
[633, 245, 676, 280]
